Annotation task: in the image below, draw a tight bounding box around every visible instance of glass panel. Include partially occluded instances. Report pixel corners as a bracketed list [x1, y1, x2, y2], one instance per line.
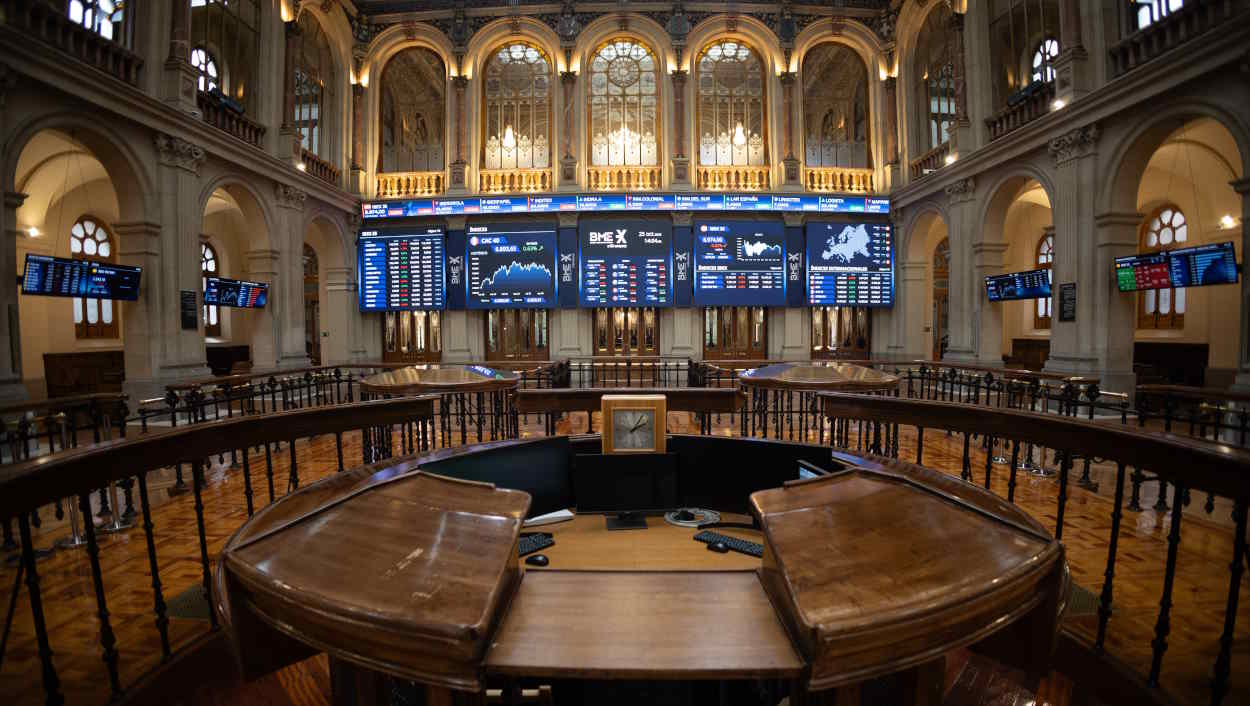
[414, 311, 427, 351]
[385, 312, 397, 352]
[377, 48, 447, 172]
[1144, 289, 1157, 315]
[102, 298, 113, 324]
[191, 0, 260, 109]
[74, 297, 84, 324]
[487, 310, 499, 353]
[802, 44, 871, 168]
[430, 311, 441, 352]
[589, 39, 660, 168]
[1159, 288, 1171, 315]
[1175, 287, 1186, 314]
[399, 311, 411, 353]
[483, 43, 552, 169]
[697, 40, 766, 166]
[87, 299, 99, 324]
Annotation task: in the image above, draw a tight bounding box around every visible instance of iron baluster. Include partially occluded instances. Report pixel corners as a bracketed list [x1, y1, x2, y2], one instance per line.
[190, 461, 218, 630]
[1095, 463, 1127, 652]
[1148, 481, 1186, 686]
[77, 492, 122, 698]
[18, 515, 63, 706]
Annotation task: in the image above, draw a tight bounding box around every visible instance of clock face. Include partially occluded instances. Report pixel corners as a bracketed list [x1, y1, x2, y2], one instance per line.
[611, 408, 656, 451]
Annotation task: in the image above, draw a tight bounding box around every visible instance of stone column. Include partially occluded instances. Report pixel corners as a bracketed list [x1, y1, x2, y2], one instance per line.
[883, 76, 899, 166]
[1089, 212, 1140, 395]
[273, 183, 309, 367]
[1234, 178, 1250, 389]
[161, 0, 199, 114]
[245, 248, 280, 368]
[972, 241, 1008, 365]
[670, 70, 690, 188]
[0, 191, 26, 401]
[350, 83, 365, 194]
[779, 71, 800, 189]
[112, 221, 162, 398]
[278, 20, 303, 165]
[153, 133, 209, 381]
[949, 12, 970, 138]
[1053, 0, 1091, 103]
[897, 261, 927, 359]
[320, 265, 354, 365]
[559, 71, 578, 188]
[942, 178, 978, 361]
[449, 75, 469, 192]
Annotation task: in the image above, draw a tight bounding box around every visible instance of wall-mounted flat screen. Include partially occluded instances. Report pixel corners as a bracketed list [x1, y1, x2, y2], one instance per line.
[465, 223, 557, 309]
[357, 226, 446, 311]
[692, 220, 786, 306]
[578, 218, 673, 307]
[204, 276, 268, 308]
[1115, 241, 1239, 292]
[21, 254, 141, 301]
[985, 269, 1051, 302]
[805, 221, 894, 307]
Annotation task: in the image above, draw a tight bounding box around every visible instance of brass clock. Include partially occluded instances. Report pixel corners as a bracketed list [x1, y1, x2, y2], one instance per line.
[600, 394, 667, 454]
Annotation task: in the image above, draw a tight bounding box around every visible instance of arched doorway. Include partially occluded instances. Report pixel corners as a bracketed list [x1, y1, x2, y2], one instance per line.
[932, 238, 950, 360]
[304, 244, 320, 364]
[981, 176, 1054, 370]
[200, 182, 272, 372]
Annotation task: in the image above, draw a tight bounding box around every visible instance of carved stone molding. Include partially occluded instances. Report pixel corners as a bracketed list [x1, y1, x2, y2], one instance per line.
[944, 177, 976, 203]
[154, 133, 206, 174]
[1048, 124, 1100, 166]
[274, 183, 307, 210]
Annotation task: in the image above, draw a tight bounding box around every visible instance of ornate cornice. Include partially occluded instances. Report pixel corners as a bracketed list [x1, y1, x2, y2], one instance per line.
[275, 183, 307, 210]
[1048, 124, 1100, 166]
[154, 133, 206, 175]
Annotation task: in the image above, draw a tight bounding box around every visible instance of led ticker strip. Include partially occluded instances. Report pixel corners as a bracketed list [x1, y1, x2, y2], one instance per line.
[362, 193, 890, 219]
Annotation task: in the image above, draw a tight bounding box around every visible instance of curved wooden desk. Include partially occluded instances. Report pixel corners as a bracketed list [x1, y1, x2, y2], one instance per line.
[739, 362, 900, 394]
[358, 363, 520, 396]
[215, 437, 1067, 705]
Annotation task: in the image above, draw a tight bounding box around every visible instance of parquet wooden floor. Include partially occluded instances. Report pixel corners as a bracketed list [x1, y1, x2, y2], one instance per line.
[0, 412, 1245, 706]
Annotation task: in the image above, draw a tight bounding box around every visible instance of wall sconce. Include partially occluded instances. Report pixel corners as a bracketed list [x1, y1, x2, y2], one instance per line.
[1221, 215, 1238, 230]
[297, 162, 307, 172]
[1051, 99, 1066, 111]
[944, 153, 957, 165]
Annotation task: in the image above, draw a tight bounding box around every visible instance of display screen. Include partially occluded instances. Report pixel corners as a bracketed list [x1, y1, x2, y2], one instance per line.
[357, 227, 446, 311]
[805, 221, 894, 307]
[21, 254, 141, 301]
[578, 219, 673, 307]
[204, 276, 268, 308]
[465, 223, 557, 309]
[692, 220, 786, 306]
[362, 193, 891, 219]
[985, 269, 1052, 302]
[1115, 241, 1239, 292]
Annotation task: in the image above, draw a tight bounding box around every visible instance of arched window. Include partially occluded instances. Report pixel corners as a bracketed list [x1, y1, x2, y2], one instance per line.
[376, 48, 446, 173]
[802, 43, 871, 169]
[1137, 0, 1184, 30]
[202, 242, 221, 337]
[1139, 205, 1187, 330]
[70, 217, 119, 340]
[482, 42, 552, 171]
[915, 4, 956, 154]
[191, 47, 220, 93]
[294, 12, 336, 163]
[588, 39, 660, 168]
[1035, 232, 1054, 329]
[696, 40, 767, 167]
[68, 0, 121, 41]
[1031, 38, 1060, 83]
[190, 0, 260, 110]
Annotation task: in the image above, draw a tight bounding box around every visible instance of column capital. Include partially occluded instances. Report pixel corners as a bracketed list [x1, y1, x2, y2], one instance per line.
[1231, 177, 1250, 195]
[944, 177, 976, 204]
[274, 183, 307, 210]
[451, 75, 469, 90]
[352, 83, 364, 97]
[246, 248, 282, 272]
[1048, 124, 1100, 166]
[557, 212, 579, 229]
[560, 70, 577, 85]
[669, 69, 688, 83]
[782, 212, 804, 228]
[154, 133, 206, 174]
[779, 71, 797, 86]
[670, 210, 693, 227]
[446, 215, 467, 231]
[3, 191, 28, 210]
[284, 19, 302, 39]
[1094, 211, 1144, 228]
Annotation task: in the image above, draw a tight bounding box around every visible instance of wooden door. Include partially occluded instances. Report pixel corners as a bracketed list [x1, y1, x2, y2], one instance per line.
[593, 308, 659, 356]
[485, 309, 549, 361]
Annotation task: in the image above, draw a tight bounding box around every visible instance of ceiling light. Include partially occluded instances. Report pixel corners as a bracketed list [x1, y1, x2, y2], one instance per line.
[1221, 215, 1238, 230]
[27, 226, 40, 237]
[296, 162, 307, 171]
[502, 125, 516, 150]
[733, 122, 747, 147]
[1051, 99, 1066, 111]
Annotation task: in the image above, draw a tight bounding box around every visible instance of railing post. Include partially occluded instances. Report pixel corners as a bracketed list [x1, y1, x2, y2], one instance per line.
[1211, 497, 1248, 705]
[1148, 481, 1186, 686]
[18, 515, 63, 706]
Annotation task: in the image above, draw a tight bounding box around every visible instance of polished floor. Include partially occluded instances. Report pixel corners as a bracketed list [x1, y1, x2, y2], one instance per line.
[0, 412, 1245, 706]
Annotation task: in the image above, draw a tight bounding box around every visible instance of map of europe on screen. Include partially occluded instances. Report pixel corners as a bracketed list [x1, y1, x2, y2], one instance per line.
[806, 221, 894, 307]
[819, 224, 874, 267]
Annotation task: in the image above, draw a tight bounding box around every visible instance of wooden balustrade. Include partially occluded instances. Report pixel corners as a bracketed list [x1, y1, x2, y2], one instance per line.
[0, 0, 143, 86]
[479, 168, 552, 194]
[909, 143, 950, 180]
[986, 83, 1055, 141]
[1110, 0, 1249, 78]
[196, 93, 265, 148]
[803, 167, 875, 194]
[586, 165, 662, 191]
[375, 171, 445, 198]
[300, 149, 339, 187]
[695, 165, 771, 191]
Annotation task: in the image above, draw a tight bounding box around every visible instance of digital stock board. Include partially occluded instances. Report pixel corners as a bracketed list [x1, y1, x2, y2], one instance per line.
[692, 220, 786, 306]
[1115, 241, 1240, 292]
[204, 276, 268, 308]
[357, 226, 447, 311]
[21, 254, 142, 301]
[805, 221, 894, 307]
[985, 269, 1052, 302]
[465, 223, 558, 308]
[578, 219, 673, 307]
[362, 193, 891, 219]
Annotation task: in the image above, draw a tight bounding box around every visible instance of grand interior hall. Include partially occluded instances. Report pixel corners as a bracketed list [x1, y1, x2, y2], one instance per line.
[1, 1, 1249, 705]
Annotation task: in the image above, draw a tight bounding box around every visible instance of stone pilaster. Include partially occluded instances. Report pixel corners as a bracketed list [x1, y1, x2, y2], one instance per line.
[972, 241, 1008, 365]
[245, 248, 281, 368]
[1053, 0, 1090, 104]
[1, 191, 27, 400]
[112, 221, 162, 398]
[1088, 212, 1142, 395]
[669, 69, 690, 189]
[161, 0, 199, 115]
[320, 265, 355, 365]
[278, 20, 303, 166]
[942, 178, 978, 362]
[1233, 178, 1250, 389]
[350, 83, 365, 194]
[449, 75, 469, 192]
[153, 133, 209, 380]
[779, 71, 800, 189]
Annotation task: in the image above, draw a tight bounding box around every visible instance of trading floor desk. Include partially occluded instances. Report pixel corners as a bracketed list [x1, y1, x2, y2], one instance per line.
[215, 434, 1068, 706]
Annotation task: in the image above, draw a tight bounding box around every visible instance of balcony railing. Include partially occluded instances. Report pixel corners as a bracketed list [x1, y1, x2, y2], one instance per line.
[300, 149, 339, 187]
[479, 168, 552, 194]
[804, 167, 875, 194]
[376, 171, 445, 198]
[909, 143, 951, 181]
[695, 165, 771, 191]
[986, 81, 1055, 141]
[1110, 0, 1250, 78]
[0, 0, 143, 86]
[587, 165, 662, 191]
[196, 92, 265, 148]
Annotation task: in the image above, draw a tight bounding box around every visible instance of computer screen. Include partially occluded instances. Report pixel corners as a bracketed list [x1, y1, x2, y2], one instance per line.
[357, 226, 446, 311]
[578, 218, 673, 307]
[668, 435, 833, 515]
[1115, 241, 1239, 292]
[21, 254, 141, 301]
[572, 453, 679, 514]
[465, 223, 557, 309]
[204, 276, 268, 308]
[418, 436, 572, 518]
[692, 220, 786, 306]
[985, 269, 1052, 302]
[805, 221, 894, 307]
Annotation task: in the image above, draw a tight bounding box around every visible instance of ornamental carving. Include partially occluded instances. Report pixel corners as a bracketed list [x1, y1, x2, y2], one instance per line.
[1048, 124, 1100, 165]
[275, 183, 307, 210]
[944, 177, 976, 203]
[154, 134, 206, 174]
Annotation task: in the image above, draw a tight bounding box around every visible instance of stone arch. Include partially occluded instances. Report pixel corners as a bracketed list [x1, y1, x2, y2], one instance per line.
[574, 14, 675, 73]
[196, 174, 275, 252]
[303, 212, 353, 364]
[465, 18, 564, 77]
[792, 30, 886, 182]
[900, 201, 952, 359]
[290, 2, 354, 172]
[977, 164, 1056, 247]
[896, 0, 957, 168]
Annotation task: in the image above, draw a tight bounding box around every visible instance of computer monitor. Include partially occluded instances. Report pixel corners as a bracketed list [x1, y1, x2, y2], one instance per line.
[572, 452, 678, 530]
[419, 436, 572, 518]
[668, 435, 834, 515]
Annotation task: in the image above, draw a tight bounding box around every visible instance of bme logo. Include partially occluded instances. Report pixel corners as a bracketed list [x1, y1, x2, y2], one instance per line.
[588, 229, 628, 245]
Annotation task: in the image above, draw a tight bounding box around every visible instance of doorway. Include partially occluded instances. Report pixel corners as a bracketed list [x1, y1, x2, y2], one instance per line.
[811, 306, 871, 359]
[303, 244, 320, 364]
[703, 307, 767, 360]
[593, 308, 659, 356]
[485, 309, 549, 361]
[382, 310, 442, 363]
[932, 238, 950, 360]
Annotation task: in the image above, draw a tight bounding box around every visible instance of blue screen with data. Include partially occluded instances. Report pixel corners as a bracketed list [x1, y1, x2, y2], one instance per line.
[465, 223, 557, 309]
[578, 219, 673, 307]
[692, 220, 786, 306]
[805, 221, 894, 307]
[357, 227, 446, 311]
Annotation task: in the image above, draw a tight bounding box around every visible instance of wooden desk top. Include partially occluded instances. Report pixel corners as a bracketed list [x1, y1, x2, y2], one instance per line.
[528, 513, 761, 572]
[485, 570, 804, 680]
[739, 362, 900, 393]
[359, 364, 520, 395]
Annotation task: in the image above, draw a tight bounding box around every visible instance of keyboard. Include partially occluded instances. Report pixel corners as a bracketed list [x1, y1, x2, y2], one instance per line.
[518, 532, 555, 557]
[692, 530, 764, 558]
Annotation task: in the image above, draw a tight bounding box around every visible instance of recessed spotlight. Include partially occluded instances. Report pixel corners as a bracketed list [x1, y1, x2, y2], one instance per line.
[1221, 215, 1238, 230]
[1051, 99, 1066, 111]
[27, 226, 40, 237]
[296, 162, 307, 172]
[944, 154, 957, 166]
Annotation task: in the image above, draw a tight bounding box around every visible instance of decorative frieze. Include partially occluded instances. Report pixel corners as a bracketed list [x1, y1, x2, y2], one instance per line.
[274, 183, 307, 210]
[1048, 124, 1100, 166]
[944, 177, 976, 204]
[154, 133, 206, 175]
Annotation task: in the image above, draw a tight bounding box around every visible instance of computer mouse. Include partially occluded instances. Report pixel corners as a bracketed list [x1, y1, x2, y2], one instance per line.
[525, 554, 549, 567]
[707, 542, 730, 554]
